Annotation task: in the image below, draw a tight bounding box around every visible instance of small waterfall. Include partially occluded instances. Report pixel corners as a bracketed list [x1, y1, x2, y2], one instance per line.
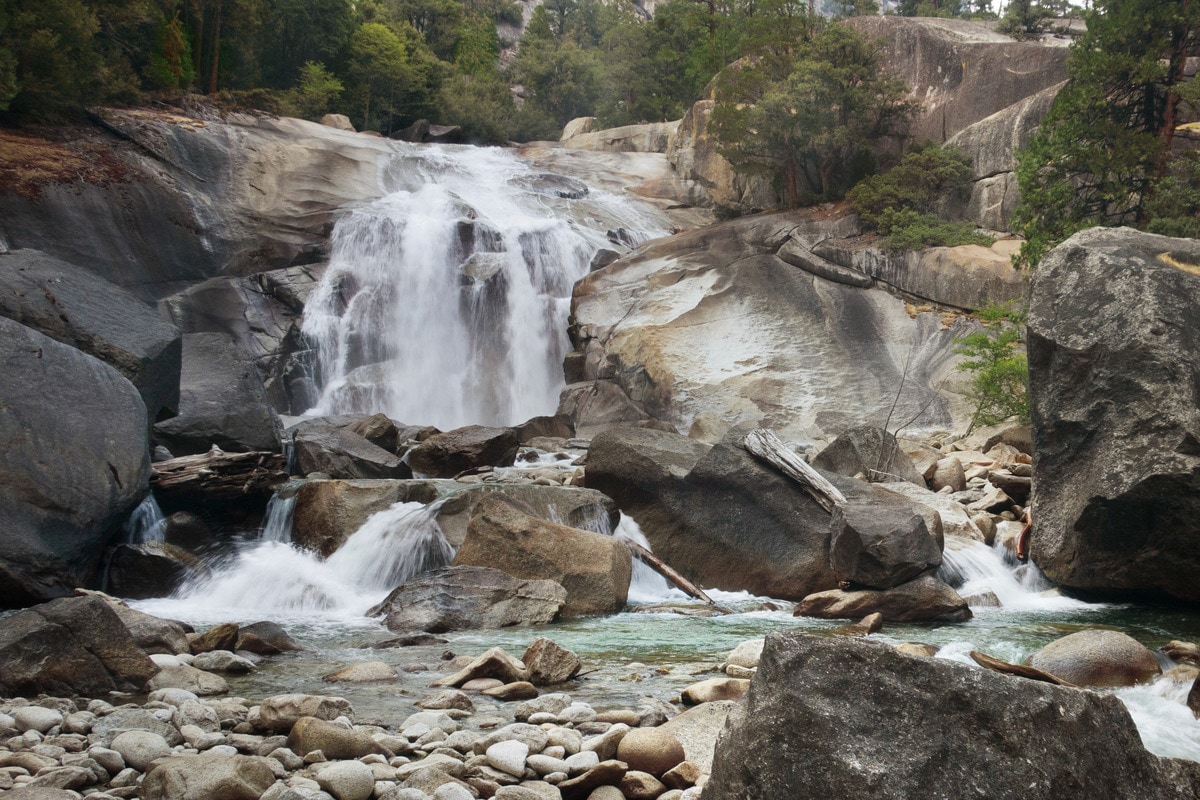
[301, 145, 671, 429]
[123, 494, 166, 544]
[260, 493, 297, 543]
[1115, 676, 1200, 761]
[612, 514, 681, 604]
[324, 500, 456, 592]
[937, 538, 1096, 612]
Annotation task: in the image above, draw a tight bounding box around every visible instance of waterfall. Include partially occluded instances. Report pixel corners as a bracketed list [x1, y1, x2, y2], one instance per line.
[122, 494, 166, 544]
[260, 493, 297, 543]
[545, 506, 679, 603]
[937, 537, 1096, 612]
[301, 145, 671, 429]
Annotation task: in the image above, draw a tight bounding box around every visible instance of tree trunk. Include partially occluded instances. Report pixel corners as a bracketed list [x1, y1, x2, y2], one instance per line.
[742, 429, 847, 513]
[623, 541, 722, 607]
[1162, 0, 1193, 152]
[208, 0, 222, 94]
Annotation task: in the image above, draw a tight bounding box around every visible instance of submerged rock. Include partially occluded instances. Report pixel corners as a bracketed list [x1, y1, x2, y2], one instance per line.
[369, 566, 567, 633]
[1029, 229, 1200, 602]
[703, 633, 1200, 800]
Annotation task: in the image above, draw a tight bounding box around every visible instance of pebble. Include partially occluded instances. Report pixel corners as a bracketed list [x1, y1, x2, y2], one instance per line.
[486, 739, 530, 776]
[12, 707, 63, 734]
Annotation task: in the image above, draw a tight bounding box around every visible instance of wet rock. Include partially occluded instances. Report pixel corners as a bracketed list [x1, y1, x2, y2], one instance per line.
[454, 496, 630, 617]
[190, 622, 241, 654]
[1163, 640, 1200, 667]
[322, 662, 398, 683]
[107, 540, 205, 600]
[522, 638, 582, 686]
[812, 426, 924, 486]
[287, 717, 388, 760]
[141, 753, 278, 800]
[432, 647, 528, 688]
[680, 679, 750, 706]
[703, 632, 1200, 800]
[372, 566, 566, 633]
[292, 420, 412, 480]
[1029, 229, 1200, 601]
[616, 728, 685, 777]
[794, 573, 971, 623]
[408, 426, 520, 478]
[258, 695, 354, 733]
[0, 319, 151, 607]
[0, 595, 158, 696]
[1028, 630, 1162, 688]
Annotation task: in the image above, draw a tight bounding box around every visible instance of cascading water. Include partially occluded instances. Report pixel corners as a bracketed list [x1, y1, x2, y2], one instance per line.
[122, 493, 166, 544]
[937, 537, 1097, 613]
[260, 493, 297, 543]
[301, 145, 671, 429]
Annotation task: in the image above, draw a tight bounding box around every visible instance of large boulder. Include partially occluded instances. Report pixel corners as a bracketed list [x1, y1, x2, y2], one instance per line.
[291, 419, 412, 479]
[793, 573, 970, 623]
[368, 565, 567, 632]
[704, 633, 1200, 800]
[812, 426, 924, 486]
[586, 428, 939, 600]
[153, 332, 282, 455]
[0, 595, 159, 696]
[1028, 229, 1200, 601]
[105, 541, 203, 599]
[829, 495, 941, 589]
[452, 495, 632, 616]
[560, 121, 679, 154]
[0, 317, 151, 606]
[407, 425, 520, 478]
[0, 248, 181, 422]
[562, 211, 974, 445]
[1027, 630, 1162, 688]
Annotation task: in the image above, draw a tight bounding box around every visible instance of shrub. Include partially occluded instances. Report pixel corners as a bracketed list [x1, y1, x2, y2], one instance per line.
[955, 302, 1029, 432]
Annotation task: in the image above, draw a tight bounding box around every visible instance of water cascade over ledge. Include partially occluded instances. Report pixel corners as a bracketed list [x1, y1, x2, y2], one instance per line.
[301, 145, 672, 429]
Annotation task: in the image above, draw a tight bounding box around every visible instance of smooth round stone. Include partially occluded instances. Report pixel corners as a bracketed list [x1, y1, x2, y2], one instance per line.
[565, 750, 600, 774]
[616, 727, 686, 777]
[434, 783, 476, 800]
[207, 744, 240, 756]
[526, 712, 558, 725]
[88, 746, 126, 774]
[462, 679, 505, 692]
[13, 706, 64, 734]
[486, 739, 530, 777]
[315, 759, 375, 800]
[527, 753, 570, 776]
[111, 730, 172, 771]
[558, 704, 596, 724]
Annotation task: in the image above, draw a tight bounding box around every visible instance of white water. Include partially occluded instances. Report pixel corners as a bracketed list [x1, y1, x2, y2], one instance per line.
[301, 145, 671, 429]
[937, 537, 1098, 613]
[122, 494, 166, 544]
[552, 506, 681, 604]
[260, 493, 296, 543]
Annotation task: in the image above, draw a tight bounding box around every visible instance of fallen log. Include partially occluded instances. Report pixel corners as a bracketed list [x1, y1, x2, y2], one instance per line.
[151, 445, 288, 502]
[969, 650, 1074, 686]
[743, 428, 847, 513]
[625, 540, 724, 609]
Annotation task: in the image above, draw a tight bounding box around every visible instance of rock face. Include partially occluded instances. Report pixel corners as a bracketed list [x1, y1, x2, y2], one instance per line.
[369, 566, 567, 632]
[1028, 630, 1162, 687]
[0, 248, 181, 423]
[154, 332, 282, 455]
[560, 121, 679, 154]
[704, 633, 1200, 800]
[0, 318, 151, 606]
[1028, 229, 1200, 602]
[453, 496, 631, 616]
[563, 212, 974, 445]
[586, 427, 941, 600]
[0, 595, 159, 696]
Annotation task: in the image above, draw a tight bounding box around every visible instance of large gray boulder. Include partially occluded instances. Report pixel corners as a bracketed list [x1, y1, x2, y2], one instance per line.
[452, 495, 632, 616]
[585, 428, 941, 601]
[1028, 630, 1163, 688]
[1029, 229, 1200, 602]
[812, 426, 924, 486]
[291, 419, 412, 479]
[562, 211, 974, 445]
[0, 318, 151, 606]
[0, 595, 159, 696]
[369, 565, 567, 632]
[704, 633, 1200, 800]
[407, 425, 520, 478]
[153, 332, 282, 455]
[0, 248, 181, 423]
[140, 754, 278, 800]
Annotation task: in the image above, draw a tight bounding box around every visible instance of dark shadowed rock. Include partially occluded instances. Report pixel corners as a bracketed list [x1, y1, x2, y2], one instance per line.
[191, 622, 240, 654]
[1029, 229, 1200, 602]
[1028, 630, 1162, 688]
[291, 420, 412, 479]
[237, 621, 304, 654]
[793, 573, 971, 623]
[408, 425, 520, 477]
[812, 426, 924, 486]
[453, 495, 631, 616]
[369, 566, 566, 632]
[153, 332, 281, 455]
[829, 496, 941, 589]
[106, 541, 203, 600]
[704, 633, 1200, 800]
[0, 595, 158, 696]
[513, 414, 575, 443]
[88, 593, 191, 655]
[0, 318, 151, 607]
[0, 249, 181, 423]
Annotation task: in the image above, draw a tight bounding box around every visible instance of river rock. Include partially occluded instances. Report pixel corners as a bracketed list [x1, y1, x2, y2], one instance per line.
[0, 318, 151, 606]
[106, 541, 202, 600]
[92, 707, 183, 746]
[237, 621, 304, 654]
[193, 650, 257, 673]
[408, 426, 520, 478]
[452, 495, 631, 616]
[616, 728, 685, 778]
[258, 695, 354, 733]
[793, 573, 971, 623]
[829, 492, 941, 590]
[874, 481, 986, 541]
[370, 566, 567, 632]
[154, 332, 282, 455]
[681, 678, 750, 705]
[0, 248, 182, 422]
[141, 753, 278, 800]
[929, 456, 967, 493]
[432, 646, 529, 688]
[1027, 630, 1162, 688]
[292, 419, 412, 480]
[703, 632, 1200, 800]
[191, 622, 241, 653]
[287, 716, 387, 759]
[522, 638, 583, 685]
[812, 426, 924, 486]
[11, 706, 63, 734]
[111, 729, 172, 771]
[1029, 228, 1200, 602]
[0, 595, 158, 696]
[315, 759, 376, 800]
[556, 760, 627, 800]
[322, 661, 398, 683]
[148, 660, 230, 695]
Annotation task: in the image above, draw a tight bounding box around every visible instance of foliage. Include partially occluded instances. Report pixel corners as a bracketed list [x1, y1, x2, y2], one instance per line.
[284, 61, 343, 119]
[847, 142, 974, 222]
[955, 302, 1030, 432]
[874, 208, 994, 250]
[710, 20, 912, 206]
[1144, 152, 1200, 239]
[995, 0, 1052, 39]
[1013, 0, 1200, 267]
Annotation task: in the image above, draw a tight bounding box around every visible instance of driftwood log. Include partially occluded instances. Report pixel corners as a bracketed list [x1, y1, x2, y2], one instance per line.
[625, 540, 721, 608]
[743, 428, 847, 513]
[151, 445, 288, 504]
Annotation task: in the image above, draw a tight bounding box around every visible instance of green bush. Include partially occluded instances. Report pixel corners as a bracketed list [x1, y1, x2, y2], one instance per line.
[875, 208, 995, 250]
[955, 302, 1030, 432]
[847, 142, 975, 224]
